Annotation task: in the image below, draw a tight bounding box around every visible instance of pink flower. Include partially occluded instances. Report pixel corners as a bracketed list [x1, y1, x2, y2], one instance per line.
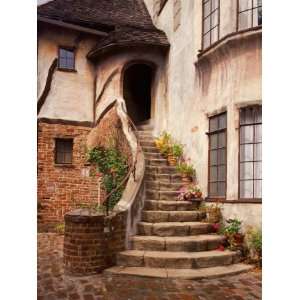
[217, 245, 225, 251]
[212, 223, 220, 232]
[96, 172, 101, 177]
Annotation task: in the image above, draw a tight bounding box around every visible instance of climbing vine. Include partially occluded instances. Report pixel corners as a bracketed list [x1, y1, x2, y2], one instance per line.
[87, 146, 128, 210]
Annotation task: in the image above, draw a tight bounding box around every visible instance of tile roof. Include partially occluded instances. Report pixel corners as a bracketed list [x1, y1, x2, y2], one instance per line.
[38, 0, 169, 57]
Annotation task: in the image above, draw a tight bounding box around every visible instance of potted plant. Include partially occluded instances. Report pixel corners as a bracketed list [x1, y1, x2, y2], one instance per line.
[206, 201, 222, 223]
[177, 185, 203, 201]
[167, 143, 183, 166]
[221, 218, 244, 250]
[176, 162, 195, 184]
[154, 131, 171, 157]
[246, 227, 262, 267]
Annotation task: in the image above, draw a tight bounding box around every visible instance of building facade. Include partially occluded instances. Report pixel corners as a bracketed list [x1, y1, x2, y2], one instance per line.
[37, 0, 261, 230]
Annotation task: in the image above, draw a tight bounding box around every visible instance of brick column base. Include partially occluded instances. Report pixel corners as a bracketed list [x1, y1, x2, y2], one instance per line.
[63, 209, 106, 276]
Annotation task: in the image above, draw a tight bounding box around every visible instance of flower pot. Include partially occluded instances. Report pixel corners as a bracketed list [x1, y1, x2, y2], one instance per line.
[233, 233, 244, 245]
[181, 174, 193, 185]
[167, 155, 177, 166]
[206, 207, 221, 223]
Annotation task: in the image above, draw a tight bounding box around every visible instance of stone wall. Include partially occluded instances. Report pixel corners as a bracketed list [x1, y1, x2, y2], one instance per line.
[37, 121, 100, 231]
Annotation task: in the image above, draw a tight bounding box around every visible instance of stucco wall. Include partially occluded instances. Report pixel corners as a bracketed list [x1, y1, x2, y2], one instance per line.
[144, 0, 262, 228]
[93, 48, 168, 131]
[38, 24, 97, 122]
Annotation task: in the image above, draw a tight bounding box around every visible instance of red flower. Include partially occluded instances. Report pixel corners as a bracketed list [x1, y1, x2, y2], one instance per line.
[212, 223, 220, 232]
[217, 245, 225, 251]
[96, 172, 101, 177]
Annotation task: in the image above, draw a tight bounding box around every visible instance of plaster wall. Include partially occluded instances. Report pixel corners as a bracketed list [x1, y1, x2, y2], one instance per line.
[94, 49, 168, 131]
[144, 0, 262, 228]
[38, 25, 97, 122]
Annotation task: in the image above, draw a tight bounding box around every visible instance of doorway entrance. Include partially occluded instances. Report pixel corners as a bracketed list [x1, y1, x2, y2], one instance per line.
[123, 63, 153, 125]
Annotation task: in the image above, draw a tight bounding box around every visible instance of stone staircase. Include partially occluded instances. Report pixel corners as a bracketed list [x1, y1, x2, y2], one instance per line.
[105, 129, 252, 279]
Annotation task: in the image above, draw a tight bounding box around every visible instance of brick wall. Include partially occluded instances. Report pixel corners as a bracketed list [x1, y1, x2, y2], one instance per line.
[63, 209, 127, 275]
[38, 108, 132, 232]
[37, 121, 100, 232]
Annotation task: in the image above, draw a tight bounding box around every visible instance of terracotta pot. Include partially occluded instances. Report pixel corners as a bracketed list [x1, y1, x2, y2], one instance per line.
[233, 233, 244, 245]
[167, 155, 177, 166]
[181, 174, 193, 185]
[207, 208, 221, 223]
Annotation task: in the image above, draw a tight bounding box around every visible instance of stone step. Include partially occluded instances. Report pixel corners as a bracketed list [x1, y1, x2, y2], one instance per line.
[146, 166, 178, 175]
[104, 264, 253, 279]
[144, 152, 163, 159]
[145, 173, 182, 183]
[142, 146, 160, 153]
[117, 250, 238, 269]
[142, 211, 202, 223]
[145, 190, 179, 201]
[137, 221, 212, 237]
[146, 158, 168, 167]
[141, 141, 156, 147]
[143, 200, 198, 211]
[131, 234, 225, 251]
[145, 181, 183, 191]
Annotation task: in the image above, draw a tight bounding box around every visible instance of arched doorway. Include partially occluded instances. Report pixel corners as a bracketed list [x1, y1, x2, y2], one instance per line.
[123, 63, 153, 125]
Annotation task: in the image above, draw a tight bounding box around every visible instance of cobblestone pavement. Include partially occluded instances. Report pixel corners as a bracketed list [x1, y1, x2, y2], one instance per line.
[38, 233, 261, 300]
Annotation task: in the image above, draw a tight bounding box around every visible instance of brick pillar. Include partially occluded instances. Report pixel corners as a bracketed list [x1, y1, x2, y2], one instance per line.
[63, 209, 106, 276]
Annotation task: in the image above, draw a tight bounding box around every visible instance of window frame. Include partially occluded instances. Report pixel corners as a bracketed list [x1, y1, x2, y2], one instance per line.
[202, 0, 221, 50]
[207, 112, 227, 199]
[238, 105, 262, 201]
[156, 0, 169, 16]
[237, 0, 262, 31]
[55, 138, 74, 165]
[57, 46, 76, 72]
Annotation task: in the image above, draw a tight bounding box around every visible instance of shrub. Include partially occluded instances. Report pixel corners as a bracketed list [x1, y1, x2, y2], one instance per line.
[87, 146, 128, 210]
[176, 162, 195, 177]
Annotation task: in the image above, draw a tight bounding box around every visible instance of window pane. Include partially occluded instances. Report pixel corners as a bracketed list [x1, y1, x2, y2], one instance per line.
[218, 182, 226, 196]
[254, 162, 262, 179]
[64, 152, 72, 164]
[218, 148, 226, 164]
[211, 26, 219, 44]
[210, 134, 218, 149]
[240, 144, 253, 162]
[254, 143, 262, 161]
[204, 1, 211, 17]
[56, 152, 64, 164]
[59, 58, 67, 68]
[255, 124, 262, 142]
[209, 116, 218, 131]
[239, 10, 252, 30]
[219, 113, 226, 129]
[239, 0, 252, 12]
[258, 6, 262, 25]
[203, 16, 211, 34]
[209, 182, 218, 196]
[240, 107, 254, 125]
[240, 180, 253, 198]
[211, 0, 219, 10]
[254, 180, 262, 198]
[218, 132, 226, 148]
[210, 150, 218, 165]
[210, 166, 218, 182]
[240, 125, 254, 143]
[240, 162, 253, 180]
[211, 10, 218, 27]
[254, 106, 262, 123]
[203, 33, 210, 48]
[218, 165, 226, 181]
[252, 7, 259, 27]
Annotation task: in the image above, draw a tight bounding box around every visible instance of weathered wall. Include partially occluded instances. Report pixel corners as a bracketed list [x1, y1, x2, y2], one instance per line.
[87, 107, 132, 162]
[144, 0, 262, 228]
[37, 24, 97, 122]
[93, 48, 168, 131]
[37, 122, 99, 231]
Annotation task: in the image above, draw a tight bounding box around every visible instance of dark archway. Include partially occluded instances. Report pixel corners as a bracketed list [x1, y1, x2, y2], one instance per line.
[123, 64, 153, 125]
